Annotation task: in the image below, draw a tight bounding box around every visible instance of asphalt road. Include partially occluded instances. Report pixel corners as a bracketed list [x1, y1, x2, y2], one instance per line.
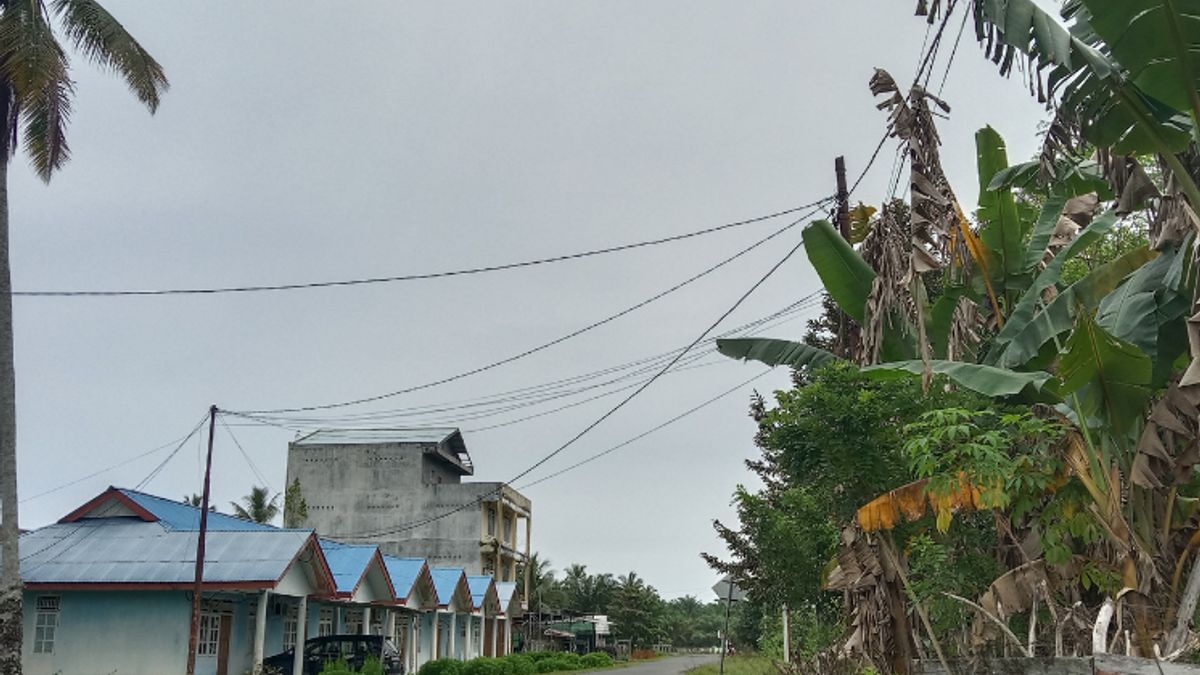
[617, 654, 720, 675]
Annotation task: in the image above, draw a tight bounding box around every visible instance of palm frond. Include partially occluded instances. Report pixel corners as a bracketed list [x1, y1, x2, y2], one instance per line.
[0, 7, 74, 179]
[50, 0, 168, 112]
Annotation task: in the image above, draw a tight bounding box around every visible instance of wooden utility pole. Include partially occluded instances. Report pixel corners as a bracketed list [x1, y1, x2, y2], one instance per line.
[834, 156, 850, 239]
[186, 405, 218, 675]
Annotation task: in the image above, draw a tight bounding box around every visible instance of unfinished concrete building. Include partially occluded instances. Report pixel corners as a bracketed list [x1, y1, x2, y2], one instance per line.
[285, 429, 531, 594]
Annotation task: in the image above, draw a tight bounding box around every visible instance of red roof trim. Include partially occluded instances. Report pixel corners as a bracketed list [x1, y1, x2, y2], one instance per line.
[26, 581, 275, 591]
[59, 487, 157, 524]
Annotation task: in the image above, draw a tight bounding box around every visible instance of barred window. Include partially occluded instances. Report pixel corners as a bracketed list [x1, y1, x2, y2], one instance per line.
[33, 596, 60, 654]
[283, 605, 299, 650]
[319, 607, 334, 637]
[197, 613, 220, 657]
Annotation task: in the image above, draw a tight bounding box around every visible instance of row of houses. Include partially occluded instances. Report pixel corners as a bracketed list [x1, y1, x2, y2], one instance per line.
[14, 486, 524, 675]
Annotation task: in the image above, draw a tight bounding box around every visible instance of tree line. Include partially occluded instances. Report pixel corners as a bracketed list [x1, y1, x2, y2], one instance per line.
[518, 554, 727, 649]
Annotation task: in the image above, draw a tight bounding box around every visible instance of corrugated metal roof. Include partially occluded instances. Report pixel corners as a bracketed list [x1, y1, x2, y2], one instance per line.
[466, 575, 495, 609]
[293, 429, 460, 446]
[429, 567, 467, 604]
[118, 488, 275, 532]
[319, 540, 379, 594]
[383, 556, 426, 599]
[495, 581, 518, 612]
[20, 519, 313, 585]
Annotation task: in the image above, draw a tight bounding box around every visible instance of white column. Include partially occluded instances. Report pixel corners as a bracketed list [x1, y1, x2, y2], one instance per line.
[253, 590, 268, 674]
[409, 613, 418, 672]
[449, 612, 458, 659]
[490, 617, 499, 657]
[504, 618, 511, 657]
[293, 596, 309, 675]
[431, 612, 440, 660]
[385, 609, 395, 642]
[363, 607, 372, 635]
[467, 615, 475, 659]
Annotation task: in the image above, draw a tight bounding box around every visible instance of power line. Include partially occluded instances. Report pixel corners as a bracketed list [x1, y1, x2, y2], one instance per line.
[238, 294, 822, 429]
[219, 415, 271, 491]
[14, 200, 826, 298]
[135, 415, 209, 491]
[517, 367, 773, 490]
[231, 199, 833, 416]
[345, 217, 814, 540]
[20, 419, 208, 504]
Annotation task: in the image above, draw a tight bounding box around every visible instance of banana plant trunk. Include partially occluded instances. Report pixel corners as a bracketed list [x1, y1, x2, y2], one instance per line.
[0, 85, 23, 675]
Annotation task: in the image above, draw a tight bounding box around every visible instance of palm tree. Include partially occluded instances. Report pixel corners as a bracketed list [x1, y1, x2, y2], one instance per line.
[0, 3, 167, 668]
[231, 486, 280, 524]
[183, 494, 215, 512]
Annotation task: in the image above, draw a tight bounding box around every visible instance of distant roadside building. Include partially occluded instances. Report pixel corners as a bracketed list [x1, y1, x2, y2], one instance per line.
[285, 428, 531, 596]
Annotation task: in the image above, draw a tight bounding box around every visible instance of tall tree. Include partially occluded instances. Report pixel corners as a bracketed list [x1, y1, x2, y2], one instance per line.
[517, 552, 562, 613]
[231, 486, 280, 524]
[0, 4, 167, 669]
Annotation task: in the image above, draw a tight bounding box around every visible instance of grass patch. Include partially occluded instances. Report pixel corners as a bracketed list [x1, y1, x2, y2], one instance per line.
[685, 654, 775, 675]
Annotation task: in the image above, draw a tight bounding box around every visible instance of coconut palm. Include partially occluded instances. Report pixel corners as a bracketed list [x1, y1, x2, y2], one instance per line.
[0, 3, 167, 669]
[231, 486, 280, 524]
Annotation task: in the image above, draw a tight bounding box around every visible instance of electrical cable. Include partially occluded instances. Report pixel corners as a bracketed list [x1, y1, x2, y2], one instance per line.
[344, 217, 814, 539]
[219, 415, 271, 491]
[20, 419, 208, 504]
[517, 367, 774, 490]
[134, 415, 209, 491]
[14, 200, 828, 298]
[231, 198, 833, 416]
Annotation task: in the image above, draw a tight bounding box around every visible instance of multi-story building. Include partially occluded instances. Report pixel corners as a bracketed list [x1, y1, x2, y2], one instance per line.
[285, 428, 531, 594]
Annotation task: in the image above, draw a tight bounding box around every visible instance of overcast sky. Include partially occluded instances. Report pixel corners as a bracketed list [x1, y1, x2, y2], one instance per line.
[14, 2, 1051, 600]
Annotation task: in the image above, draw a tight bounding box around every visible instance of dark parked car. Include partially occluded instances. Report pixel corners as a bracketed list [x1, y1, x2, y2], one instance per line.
[264, 634, 403, 675]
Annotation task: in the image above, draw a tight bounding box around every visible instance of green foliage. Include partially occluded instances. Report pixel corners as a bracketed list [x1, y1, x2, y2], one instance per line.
[580, 652, 613, 668]
[463, 657, 507, 675]
[283, 478, 308, 528]
[419, 659, 465, 675]
[904, 520, 1003, 644]
[360, 656, 385, 675]
[801, 219, 875, 323]
[319, 658, 353, 675]
[533, 653, 582, 673]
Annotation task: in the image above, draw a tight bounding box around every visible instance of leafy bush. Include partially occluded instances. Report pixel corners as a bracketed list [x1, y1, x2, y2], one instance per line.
[361, 655, 386, 675]
[464, 657, 507, 675]
[580, 652, 613, 668]
[319, 658, 353, 675]
[419, 659, 465, 675]
[503, 654, 536, 675]
[526, 652, 560, 662]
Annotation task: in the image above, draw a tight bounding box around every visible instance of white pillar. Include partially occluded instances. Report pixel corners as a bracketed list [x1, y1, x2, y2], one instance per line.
[385, 609, 395, 643]
[431, 612, 440, 660]
[467, 615, 475, 659]
[409, 613, 418, 672]
[449, 612, 458, 659]
[253, 590, 268, 674]
[363, 607, 372, 635]
[491, 617, 499, 657]
[293, 596, 309, 675]
[504, 618, 511, 656]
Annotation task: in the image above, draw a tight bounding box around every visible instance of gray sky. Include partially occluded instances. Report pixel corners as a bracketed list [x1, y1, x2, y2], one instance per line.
[15, 2, 1050, 600]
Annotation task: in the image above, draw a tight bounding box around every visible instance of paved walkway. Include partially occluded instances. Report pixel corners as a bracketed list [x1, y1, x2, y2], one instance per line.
[616, 654, 720, 675]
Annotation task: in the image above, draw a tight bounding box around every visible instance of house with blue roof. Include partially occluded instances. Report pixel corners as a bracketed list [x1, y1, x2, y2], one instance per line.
[383, 555, 438, 672]
[429, 567, 477, 661]
[18, 487, 336, 675]
[467, 575, 502, 657]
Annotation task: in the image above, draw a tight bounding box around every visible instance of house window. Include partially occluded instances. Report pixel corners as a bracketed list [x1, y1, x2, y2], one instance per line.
[487, 508, 496, 536]
[283, 604, 299, 650]
[33, 596, 60, 654]
[319, 607, 334, 637]
[198, 612, 220, 657]
[344, 608, 363, 635]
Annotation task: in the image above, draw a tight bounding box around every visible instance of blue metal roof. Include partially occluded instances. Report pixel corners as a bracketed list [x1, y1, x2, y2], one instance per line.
[430, 567, 467, 605]
[466, 575, 495, 609]
[118, 488, 276, 532]
[20, 519, 315, 585]
[319, 540, 379, 595]
[495, 581, 519, 614]
[383, 555, 426, 599]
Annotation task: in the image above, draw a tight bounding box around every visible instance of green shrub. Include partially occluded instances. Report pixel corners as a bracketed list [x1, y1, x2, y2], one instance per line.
[361, 655, 385, 675]
[503, 654, 536, 675]
[419, 659, 465, 675]
[580, 652, 613, 669]
[464, 657, 508, 675]
[319, 658, 353, 675]
[527, 652, 559, 663]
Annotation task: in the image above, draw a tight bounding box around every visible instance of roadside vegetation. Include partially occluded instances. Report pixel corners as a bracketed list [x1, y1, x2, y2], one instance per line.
[684, 654, 782, 675]
[416, 651, 617, 675]
[704, 2, 1200, 673]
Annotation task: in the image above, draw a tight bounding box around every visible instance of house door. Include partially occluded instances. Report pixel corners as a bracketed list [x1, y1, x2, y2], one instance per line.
[216, 615, 232, 675]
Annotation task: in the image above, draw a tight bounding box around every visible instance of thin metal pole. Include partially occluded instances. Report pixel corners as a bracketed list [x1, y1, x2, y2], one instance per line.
[719, 585, 733, 675]
[186, 405, 218, 675]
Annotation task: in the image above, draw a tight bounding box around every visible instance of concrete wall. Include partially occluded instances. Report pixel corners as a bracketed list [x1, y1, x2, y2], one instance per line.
[22, 590, 258, 675]
[288, 438, 531, 577]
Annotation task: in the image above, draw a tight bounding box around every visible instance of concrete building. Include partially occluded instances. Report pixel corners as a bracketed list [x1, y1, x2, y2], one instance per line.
[286, 428, 532, 590]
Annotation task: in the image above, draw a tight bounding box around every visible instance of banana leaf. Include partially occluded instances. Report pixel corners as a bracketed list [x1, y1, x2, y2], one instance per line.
[1096, 246, 1183, 361]
[1056, 313, 1153, 441]
[715, 338, 839, 370]
[976, 126, 1027, 300]
[863, 360, 1054, 398]
[801, 220, 875, 324]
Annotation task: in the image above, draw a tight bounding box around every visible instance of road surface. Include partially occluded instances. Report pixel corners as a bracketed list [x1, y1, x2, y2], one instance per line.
[616, 654, 720, 675]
